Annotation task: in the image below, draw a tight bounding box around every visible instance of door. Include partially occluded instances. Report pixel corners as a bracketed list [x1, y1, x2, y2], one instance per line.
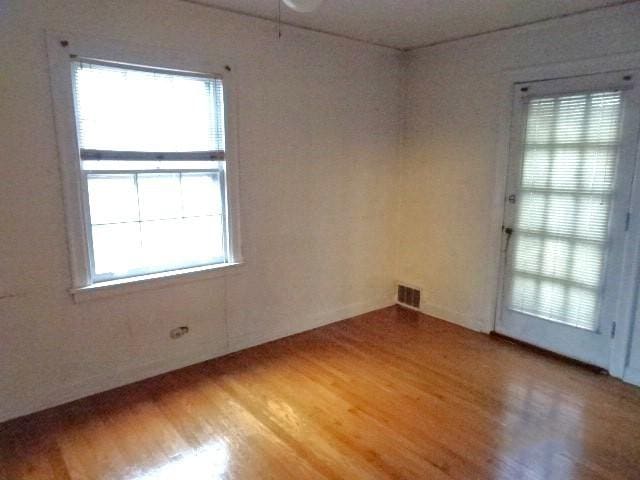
[496, 70, 640, 368]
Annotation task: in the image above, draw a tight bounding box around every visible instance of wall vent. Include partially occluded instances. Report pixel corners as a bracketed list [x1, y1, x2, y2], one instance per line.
[397, 284, 421, 309]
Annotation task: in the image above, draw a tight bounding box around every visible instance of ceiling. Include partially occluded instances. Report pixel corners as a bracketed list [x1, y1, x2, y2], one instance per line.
[186, 0, 631, 50]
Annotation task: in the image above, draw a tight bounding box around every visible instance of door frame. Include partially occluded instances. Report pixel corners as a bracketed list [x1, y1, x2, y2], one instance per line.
[489, 51, 640, 380]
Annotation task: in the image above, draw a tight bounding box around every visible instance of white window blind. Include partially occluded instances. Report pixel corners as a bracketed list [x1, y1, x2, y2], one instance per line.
[73, 61, 225, 154]
[508, 91, 623, 331]
[71, 60, 229, 282]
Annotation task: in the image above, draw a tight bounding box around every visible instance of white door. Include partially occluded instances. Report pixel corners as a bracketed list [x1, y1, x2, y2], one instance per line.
[496, 70, 640, 369]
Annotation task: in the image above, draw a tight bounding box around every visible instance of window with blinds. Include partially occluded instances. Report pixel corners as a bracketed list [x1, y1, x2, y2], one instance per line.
[507, 91, 623, 331]
[71, 61, 229, 282]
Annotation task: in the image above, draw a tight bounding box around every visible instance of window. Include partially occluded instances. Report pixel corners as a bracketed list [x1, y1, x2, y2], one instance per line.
[507, 90, 623, 331]
[70, 61, 232, 283]
[48, 34, 241, 294]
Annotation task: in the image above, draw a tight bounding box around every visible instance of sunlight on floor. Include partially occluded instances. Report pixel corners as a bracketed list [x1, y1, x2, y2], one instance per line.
[131, 439, 230, 480]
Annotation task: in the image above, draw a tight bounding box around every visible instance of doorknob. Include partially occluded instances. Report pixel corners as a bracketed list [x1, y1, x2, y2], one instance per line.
[503, 226, 514, 253]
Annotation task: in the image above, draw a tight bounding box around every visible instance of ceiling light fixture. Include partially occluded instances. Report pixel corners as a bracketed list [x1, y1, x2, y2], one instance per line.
[282, 0, 324, 13]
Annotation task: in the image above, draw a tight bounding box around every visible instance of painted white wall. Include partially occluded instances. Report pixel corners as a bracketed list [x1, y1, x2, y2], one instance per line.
[399, 3, 640, 353]
[0, 0, 401, 421]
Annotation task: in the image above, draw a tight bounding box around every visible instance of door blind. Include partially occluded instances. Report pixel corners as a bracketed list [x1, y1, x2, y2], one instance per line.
[507, 90, 623, 331]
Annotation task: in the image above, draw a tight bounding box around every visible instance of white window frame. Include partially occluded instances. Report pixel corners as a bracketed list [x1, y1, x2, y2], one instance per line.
[47, 32, 243, 301]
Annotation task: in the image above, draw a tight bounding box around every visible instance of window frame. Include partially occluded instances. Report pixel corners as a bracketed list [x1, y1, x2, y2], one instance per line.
[47, 32, 243, 300]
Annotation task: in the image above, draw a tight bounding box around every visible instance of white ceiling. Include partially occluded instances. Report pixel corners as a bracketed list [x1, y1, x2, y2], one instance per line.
[187, 0, 631, 50]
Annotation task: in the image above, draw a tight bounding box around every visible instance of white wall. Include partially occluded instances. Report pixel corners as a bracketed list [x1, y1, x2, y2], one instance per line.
[0, 0, 401, 421]
[398, 2, 640, 335]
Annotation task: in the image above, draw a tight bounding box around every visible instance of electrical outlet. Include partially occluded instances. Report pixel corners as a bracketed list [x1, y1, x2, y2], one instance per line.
[170, 326, 189, 339]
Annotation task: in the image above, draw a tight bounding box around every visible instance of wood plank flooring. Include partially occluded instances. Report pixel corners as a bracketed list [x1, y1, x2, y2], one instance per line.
[1, 306, 640, 479]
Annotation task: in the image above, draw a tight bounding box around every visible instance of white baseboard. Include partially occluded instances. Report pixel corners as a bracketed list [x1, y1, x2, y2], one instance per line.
[229, 297, 394, 353]
[0, 296, 394, 423]
[623, 366, 640, 387]
[0, 341, 227, 424]
[417, 302, 486, 332]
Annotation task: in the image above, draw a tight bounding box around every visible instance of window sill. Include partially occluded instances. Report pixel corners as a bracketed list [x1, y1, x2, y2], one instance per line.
[70, 262, 245, 303]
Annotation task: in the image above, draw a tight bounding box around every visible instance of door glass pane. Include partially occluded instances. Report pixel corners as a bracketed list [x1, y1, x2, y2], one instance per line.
[507, 91, 622, 331]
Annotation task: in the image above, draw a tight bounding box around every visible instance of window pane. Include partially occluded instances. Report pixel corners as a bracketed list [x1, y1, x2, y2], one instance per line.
[554, 95, 586, 143]
[508, 91, 622, 331]
[139, 216, 224, 272]
[138, 173, 182, 221]
[540, 238, 570, 278]
[510, 275, 538, 312]
[575, 196, 610, 241]
[87, 174, 139, 225]
[538, 280, 567, 319]
[182, 216, 224, 264]
[87, 172, 226, 280]
[181, 172, 222, 216]
[92, 223, 142, 276]
[513, 234, 542, 275]
[516, 193, 546, 231]
[581, 148, 616, 191]
[140, 218, 186, 271]
[571, 243, 603, 287]
[546, 195, 576, 236]
[72, 62, 225, 152]
[550, 149, 581, 190]
[587, 92, 622, 143]
[521, 149, 551, 189]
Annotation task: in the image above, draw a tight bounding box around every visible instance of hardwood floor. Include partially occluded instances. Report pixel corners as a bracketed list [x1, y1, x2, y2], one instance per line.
[1, 306, 640, 479]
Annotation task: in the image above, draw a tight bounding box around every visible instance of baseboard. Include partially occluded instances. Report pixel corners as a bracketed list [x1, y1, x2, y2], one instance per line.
[417, 302, 486, 332]
[0, 341, 227, 424]
[0, 296, 394, 424]
[229, 297, 395, 352]
[623, 366, 640, 387]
